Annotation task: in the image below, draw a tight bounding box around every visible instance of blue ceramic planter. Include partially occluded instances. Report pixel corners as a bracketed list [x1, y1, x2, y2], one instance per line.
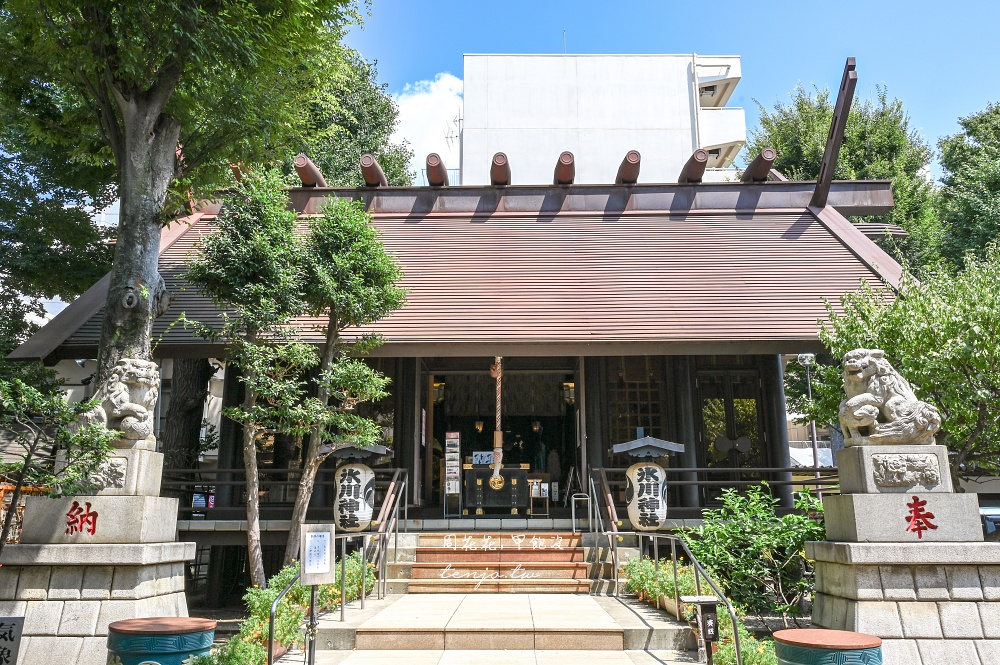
[774, 629, 882, 665]
[107, 618, 216, 665]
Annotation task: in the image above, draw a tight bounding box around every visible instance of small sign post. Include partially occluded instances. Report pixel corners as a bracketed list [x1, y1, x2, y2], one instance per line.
[300, 523, 336, 665]
[300, 523, 337, 586]
[682, 595, 720, 665]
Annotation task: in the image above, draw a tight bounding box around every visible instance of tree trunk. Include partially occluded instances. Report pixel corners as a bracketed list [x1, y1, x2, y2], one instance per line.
[283, 453, 322, 565]
[0, 429, 38, 560]
[160, 358, 215, 469]
[283, 315, 338, 565]
[96, 98, 179, 384]
[242, 382, 267, 588]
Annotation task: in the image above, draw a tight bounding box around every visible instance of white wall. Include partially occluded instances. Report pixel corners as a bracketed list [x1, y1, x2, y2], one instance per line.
[461, 54, 744, 186]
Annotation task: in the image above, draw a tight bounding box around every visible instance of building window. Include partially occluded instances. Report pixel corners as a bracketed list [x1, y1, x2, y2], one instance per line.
[607, 356, 664, 465]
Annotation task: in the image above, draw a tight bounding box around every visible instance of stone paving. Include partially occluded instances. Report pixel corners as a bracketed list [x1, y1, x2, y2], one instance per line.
[279, 593, 696, 663]
[297, 648, 699, 664]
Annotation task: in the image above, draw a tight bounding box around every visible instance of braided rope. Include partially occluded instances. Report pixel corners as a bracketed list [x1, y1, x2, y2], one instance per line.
[489, 356, 504, 489]
[494, 355, 502, 432]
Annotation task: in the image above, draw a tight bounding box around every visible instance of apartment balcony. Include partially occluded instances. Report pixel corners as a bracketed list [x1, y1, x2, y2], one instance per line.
[698, 106, 746, 167]
[695, 56, 742, 107]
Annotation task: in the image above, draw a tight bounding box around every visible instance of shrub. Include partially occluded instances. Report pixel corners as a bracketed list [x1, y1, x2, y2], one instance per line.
[680, 485, 825, 627]
[714, 615, 777, 665]
[622, 556, 697, 614]
[622, 555, 777, 665]
[190, 552, 376, 665]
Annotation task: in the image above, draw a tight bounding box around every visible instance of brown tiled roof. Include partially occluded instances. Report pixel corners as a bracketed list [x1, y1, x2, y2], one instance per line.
[12, 182, 901, 360]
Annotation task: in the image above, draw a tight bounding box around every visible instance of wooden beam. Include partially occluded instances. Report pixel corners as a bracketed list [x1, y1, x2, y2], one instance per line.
[811, 58, 858, 208]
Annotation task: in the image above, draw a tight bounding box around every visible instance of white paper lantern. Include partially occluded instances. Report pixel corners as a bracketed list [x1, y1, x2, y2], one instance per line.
[334, 463, 375, 532]
[625, 462, 668, 531]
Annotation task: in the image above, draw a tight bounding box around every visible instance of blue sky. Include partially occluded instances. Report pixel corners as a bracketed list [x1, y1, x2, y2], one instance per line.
[345, 0, 999, 179]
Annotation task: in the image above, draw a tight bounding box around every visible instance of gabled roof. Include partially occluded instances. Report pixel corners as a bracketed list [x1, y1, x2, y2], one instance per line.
[11, 180, 902, 362]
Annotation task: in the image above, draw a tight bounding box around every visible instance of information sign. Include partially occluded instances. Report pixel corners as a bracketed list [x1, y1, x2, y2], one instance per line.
[299, 523, 337, 585]
[472, 451, 494, 465]
[445, 432, 462, 495]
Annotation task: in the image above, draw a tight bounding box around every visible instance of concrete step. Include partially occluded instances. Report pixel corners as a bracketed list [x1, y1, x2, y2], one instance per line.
[415, 547, 588, 562]
[413, 531, 583, 549]
[410, 561, 592, 580]
[279, 648, 699, 664]
[355, 626, 623, 650]
[384, 579, 609, 594]
[405, 578, 594, 594]
[309, 593, 694, 655]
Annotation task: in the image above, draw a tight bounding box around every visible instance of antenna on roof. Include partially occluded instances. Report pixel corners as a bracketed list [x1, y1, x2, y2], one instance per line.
[444, 110, 462, 149]
[563, 29, 567, 54]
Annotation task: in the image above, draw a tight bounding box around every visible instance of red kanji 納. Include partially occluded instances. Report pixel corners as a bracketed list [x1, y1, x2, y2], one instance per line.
[65, 501, 98, 536]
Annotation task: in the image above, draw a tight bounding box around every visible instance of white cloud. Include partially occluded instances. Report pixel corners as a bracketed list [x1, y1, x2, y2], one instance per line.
[392, 73, 464, 184]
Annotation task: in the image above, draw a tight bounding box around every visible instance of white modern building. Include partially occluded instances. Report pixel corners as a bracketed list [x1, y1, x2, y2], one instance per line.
[458, 53, 746, 185]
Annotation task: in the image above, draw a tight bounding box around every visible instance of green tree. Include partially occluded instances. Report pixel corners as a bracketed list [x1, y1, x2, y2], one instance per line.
[0, 379, 115, 557]
[806, 249, 1000, 480]
[296, 52, 414, 187]
[0, 130, 116, 385]
[938, 103, 1000, 267]
[282, 197, 405, 564]
[748, 86, 941, 272]
[0, 1, 357, 385]
[184, 168, 317, 587]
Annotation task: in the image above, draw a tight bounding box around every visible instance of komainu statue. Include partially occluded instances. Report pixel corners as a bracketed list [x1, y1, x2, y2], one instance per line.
[83, 358, 160, 448]
[838, 348, 941, 446]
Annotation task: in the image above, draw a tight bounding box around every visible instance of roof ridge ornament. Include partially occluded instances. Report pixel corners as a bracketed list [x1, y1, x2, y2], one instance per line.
[678, 148, 709, 184]
[490, 152, 511, 187]
[360, 154, 388, 187]
[553, 151, 575, 185]
[811, 57, 858, 208]
[742, 147, 777, 183]
[426, 153, 449, 187]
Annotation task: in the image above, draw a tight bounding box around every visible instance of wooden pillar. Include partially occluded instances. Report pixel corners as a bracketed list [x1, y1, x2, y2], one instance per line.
[215, 363, 242, 509]
[394, 358, 419, 506]
[673, 356, 701, 508]
[424, 373, 435, 504]
[763, 354, 794, 507]
[583, 357, 605, 470]
[576, 357, 588, 482]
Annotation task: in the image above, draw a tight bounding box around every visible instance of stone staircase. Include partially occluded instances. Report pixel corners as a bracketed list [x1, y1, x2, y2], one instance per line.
[387, 531, 613, 594]
[276, 530, 697, 663]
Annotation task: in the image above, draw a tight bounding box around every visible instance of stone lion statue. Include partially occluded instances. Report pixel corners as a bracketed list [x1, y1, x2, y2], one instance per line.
[83, 358, 160, 449]
[838, 348, 941, 446]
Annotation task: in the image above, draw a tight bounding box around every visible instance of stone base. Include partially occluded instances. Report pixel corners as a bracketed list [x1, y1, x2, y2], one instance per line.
[92, 448, 163, 496]
[20, 495, 179, 544]
[0, 542, 195, 665]
[838, 444, 952, 494]
[823, 492, 983, 542]
[810, 540, 1000, 665]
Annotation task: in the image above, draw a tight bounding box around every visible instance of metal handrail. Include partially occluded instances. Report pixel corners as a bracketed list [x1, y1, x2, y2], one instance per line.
[570, 493, 592, 534]
[587, 472, 607, 536]
[368, 469, 406, 600]
[642, 531, 744, 665]
[267, 530, 380, 663]
[267, 571, 300, 665]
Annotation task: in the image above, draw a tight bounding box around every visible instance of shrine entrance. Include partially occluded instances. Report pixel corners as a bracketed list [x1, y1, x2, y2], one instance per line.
[418, 357, 581, 515]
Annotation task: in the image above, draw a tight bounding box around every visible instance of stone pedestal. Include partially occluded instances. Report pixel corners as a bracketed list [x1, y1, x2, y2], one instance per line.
[811, 445, 998, 664]
[0, 360, 194, 664]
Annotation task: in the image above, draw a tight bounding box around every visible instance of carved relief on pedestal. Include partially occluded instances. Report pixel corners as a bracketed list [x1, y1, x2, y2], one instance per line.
[837, 348, 941, 447]
[82, 358, 160, 449]
[91, 457, 129, 489]
[872, 453, 941, 487]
